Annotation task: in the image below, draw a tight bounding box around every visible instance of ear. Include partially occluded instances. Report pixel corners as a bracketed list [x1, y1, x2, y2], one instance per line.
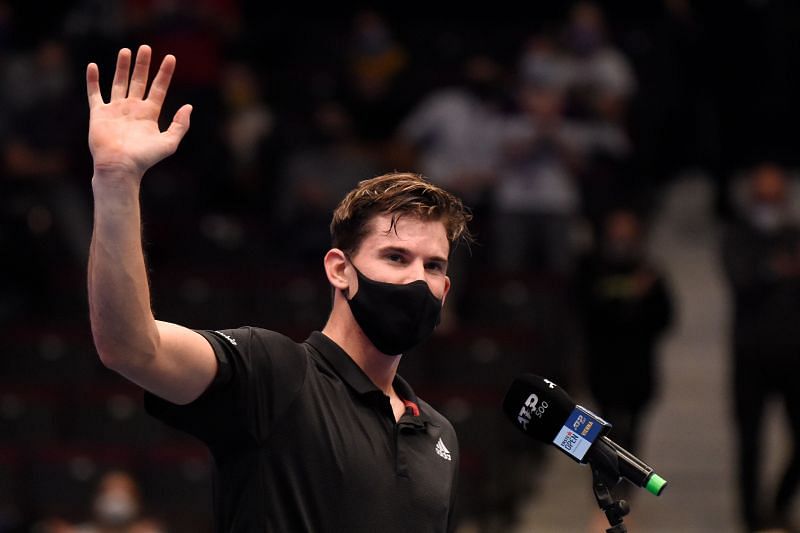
[324, 248, 351, 295]
[441, 275, 451, 307]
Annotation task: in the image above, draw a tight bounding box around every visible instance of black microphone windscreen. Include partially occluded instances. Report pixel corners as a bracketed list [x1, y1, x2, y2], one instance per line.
[502, 374, 576, 443]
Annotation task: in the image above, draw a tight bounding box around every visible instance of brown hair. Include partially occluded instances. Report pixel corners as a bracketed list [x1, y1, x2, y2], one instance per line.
[330, 172, 473, 257]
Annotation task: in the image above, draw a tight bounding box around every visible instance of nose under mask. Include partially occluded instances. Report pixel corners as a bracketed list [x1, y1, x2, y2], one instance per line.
[344, 263, 442, 355]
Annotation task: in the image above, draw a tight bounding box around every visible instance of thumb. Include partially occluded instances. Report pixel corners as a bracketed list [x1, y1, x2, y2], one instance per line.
[163, 104, 192, 148]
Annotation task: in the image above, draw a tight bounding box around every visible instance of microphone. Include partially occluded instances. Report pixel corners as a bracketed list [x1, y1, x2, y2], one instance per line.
[502, 373, 667, 496]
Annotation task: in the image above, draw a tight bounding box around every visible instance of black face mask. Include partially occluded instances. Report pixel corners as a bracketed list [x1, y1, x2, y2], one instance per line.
[344, 263, 443, 355]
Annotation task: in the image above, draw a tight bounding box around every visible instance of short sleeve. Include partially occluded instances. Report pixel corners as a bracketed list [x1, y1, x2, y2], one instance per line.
[143, 327, 308, 452]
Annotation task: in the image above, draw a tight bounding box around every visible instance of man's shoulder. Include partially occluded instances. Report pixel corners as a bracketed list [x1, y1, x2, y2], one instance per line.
[205, 326, 305, 352]
[200, 327, 312, 380]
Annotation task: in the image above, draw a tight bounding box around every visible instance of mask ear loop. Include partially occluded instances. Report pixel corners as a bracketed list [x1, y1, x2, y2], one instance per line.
[341, 253, 357, 300]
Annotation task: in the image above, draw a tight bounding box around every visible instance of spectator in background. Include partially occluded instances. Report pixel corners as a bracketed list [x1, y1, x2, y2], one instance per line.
[395, 53, 505, 208]
[518, 32, 574, 100]
[0, 38, 89, 318]
[492, 26, 634, 276]
[126, 0, 240, 88]
[576, 208, 673, 468]
[74, 471, 164, 533]
[562, 1, 636, 123]
[127, 0, 242, 207]
[36, 471, 164, 533]
[279, 100, 379, 264]
[722, 163, 800, 531]
[63, 0, 128, 58]
[521, 28, 635, 227]
[1, 38, 89, 262]
[492, 77, 582, 275]
[340, 10, 413, 162]
[217, 60, 280, 214]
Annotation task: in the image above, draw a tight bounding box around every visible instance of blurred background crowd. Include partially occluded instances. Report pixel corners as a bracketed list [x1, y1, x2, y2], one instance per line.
[3, 1, 800, 532]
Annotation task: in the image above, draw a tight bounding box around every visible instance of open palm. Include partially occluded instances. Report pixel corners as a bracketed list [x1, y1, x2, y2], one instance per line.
[87, 45, 192, 178]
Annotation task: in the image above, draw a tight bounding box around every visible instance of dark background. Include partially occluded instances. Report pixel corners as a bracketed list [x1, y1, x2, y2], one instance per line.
[2, 1, 800, 531]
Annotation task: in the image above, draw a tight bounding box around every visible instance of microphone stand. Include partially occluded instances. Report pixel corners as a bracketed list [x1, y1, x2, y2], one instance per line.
[591, 464, 630, 533]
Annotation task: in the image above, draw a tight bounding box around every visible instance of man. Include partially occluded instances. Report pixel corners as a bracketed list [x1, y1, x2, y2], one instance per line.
[576, 209, 673, 472]
[87, 45, 471, 532]
[80, 470, 164, 533]
[722, 163, 800, 531]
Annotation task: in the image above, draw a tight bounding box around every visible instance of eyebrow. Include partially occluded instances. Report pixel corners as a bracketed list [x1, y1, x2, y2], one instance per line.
[379, 246, 449, 265]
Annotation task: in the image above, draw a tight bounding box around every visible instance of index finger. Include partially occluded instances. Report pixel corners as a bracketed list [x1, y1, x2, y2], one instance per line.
[86, 62, 103, 109]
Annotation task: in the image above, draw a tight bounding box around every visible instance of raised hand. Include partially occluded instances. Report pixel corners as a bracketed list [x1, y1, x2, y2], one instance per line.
[87, 45, 192, 180]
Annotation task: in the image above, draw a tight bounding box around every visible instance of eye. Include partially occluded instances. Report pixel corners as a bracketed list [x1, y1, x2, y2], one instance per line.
[426, 261, 446, 273]
[386, 253, 406, 263]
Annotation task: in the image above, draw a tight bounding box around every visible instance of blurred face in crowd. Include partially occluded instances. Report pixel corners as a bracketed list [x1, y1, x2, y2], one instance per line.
[464, 54, 502, 103]
[750, 164, 788, 206]
[518, 84, 565, 123]
[93, 471, 141, 526]
[313, 102, 355, 145]
[748, 163, 790, 231]
[603, 210, 643, 263]
[220, 62, 261, 109]
[567, 1, 607, 56]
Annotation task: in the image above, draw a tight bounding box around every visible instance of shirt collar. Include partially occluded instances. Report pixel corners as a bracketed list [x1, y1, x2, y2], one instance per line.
[305, 331, 427, 420]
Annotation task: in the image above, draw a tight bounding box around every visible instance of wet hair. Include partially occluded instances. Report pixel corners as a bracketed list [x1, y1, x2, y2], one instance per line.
[330, 172, 473, 257]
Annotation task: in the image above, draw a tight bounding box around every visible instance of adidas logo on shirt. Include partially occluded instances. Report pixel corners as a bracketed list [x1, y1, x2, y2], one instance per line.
[215, 331, 237, 346]
[435, 438, 451, 461]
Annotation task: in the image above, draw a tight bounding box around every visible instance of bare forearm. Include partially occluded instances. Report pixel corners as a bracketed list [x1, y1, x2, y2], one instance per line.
[88, 172, 159, 368]
[82, 46, 217, 403]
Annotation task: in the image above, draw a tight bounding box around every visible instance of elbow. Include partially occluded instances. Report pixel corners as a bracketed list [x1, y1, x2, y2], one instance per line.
[93, 337, 127, 372]
[92, 329, 117, 368]
[95, 343, 122, 371]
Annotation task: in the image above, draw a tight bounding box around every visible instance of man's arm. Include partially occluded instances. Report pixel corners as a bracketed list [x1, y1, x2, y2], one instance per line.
[87, 45, 216, 405]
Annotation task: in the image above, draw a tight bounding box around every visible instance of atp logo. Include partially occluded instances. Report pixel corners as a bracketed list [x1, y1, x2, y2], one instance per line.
[517, 393, 549, 430]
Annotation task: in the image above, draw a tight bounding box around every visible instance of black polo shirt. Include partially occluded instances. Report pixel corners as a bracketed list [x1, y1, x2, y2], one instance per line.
[144, 328, 459, 532]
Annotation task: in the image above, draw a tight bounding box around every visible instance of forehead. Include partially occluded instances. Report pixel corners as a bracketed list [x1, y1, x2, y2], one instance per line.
[359, 213, 449, 257]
